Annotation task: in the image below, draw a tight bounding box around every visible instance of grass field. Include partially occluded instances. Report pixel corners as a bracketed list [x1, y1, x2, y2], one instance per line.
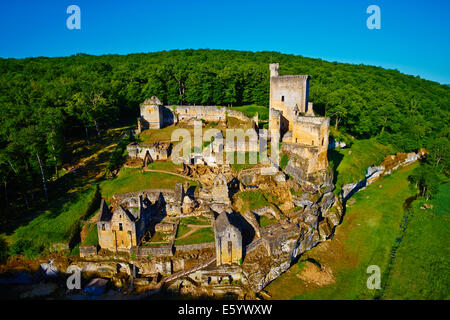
[7, 185, 100, 258]
[176, 224, 191, 239]
[81, 222, 99, 246]
[258, 215, 278, 228]
[229, 105, 269, 121]
[179, 216, 211, 226]
[99, 167, 198, 201]
[174, 227, 215, 245]
[146, 161, 182, 172]
[265, 163, 419, 299]
[228, 152, 260, 172]
[235, 190, 270, 212]
[139, 114, 259, 147]
[382, 182, 450, 299]
[328, 138, 395, 193]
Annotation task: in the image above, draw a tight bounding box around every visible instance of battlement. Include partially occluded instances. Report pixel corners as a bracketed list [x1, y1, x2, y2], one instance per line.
[269, 63, 279, 77]
[270, 74, 310, 82]
[294, 115, 329, 126]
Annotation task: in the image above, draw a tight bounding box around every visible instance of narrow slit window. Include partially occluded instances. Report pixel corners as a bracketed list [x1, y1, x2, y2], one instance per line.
[281, 96, 284, 102]
[119, 223, 123, 231]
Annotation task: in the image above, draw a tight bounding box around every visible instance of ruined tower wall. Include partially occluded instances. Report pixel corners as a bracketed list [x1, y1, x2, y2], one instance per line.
[97, 222, 115, 250]
[172, 105, 226, 122]
[292, 117, 329, 147]
[140, 104, 163, 129]
[169, 105, 256, 126]
[270, 75, 310, 130]
[216, 231, 242, 265]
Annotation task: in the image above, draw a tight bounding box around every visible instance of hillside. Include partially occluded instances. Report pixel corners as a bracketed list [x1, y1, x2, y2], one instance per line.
[0, 48, 448, 242]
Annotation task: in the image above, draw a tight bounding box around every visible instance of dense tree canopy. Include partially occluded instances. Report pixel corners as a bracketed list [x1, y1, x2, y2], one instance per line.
[0, 49, 449, 217]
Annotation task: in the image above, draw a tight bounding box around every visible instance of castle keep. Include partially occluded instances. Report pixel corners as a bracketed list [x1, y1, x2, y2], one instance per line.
[269, 63, 330, 174]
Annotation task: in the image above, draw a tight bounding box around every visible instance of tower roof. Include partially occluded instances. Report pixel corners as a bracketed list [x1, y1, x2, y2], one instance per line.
[142, 96, 162, 106]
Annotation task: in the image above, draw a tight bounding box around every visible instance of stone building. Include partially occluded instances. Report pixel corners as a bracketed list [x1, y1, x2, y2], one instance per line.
[213, 211, 243, 266]
[269, 63, 330, 174]
[127, 142, 171, 164]
[97, 196, 151, 251]
[138, 96, 164, 132]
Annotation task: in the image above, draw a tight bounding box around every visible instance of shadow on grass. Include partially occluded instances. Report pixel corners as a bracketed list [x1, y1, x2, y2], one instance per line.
[327, 149, 344, 186]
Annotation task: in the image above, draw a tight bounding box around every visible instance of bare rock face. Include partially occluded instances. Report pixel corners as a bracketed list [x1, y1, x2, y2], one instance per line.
[318, 220, 333, 241]
[239, 222, 323, 293]
[320, 192, 335, 212]
[284, 159, 333, 188]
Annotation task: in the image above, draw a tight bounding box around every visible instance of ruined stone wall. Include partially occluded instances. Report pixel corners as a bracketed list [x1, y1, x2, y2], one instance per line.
[282, 143, 325, 174]
[216, 232, 242, 266]
[290, 116, 329, 172]
[164, 105, 256, 128]
[269, 108, 289, 136]
[79, 245, 97, 258]
[172, 105, 226, 122]
[214, 214, 243, 266]
[132, 246, 173, 257]
[127, 144, 169, 161]
[174, 242, 215, 253]
[97, 222, 115, 250]
[292, 116, 329, 147]
[113, 189, 176, 203]
[97, 209, 140, 251]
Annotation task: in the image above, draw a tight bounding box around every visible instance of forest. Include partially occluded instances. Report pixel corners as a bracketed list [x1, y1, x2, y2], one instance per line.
[0, 49, 449, 229]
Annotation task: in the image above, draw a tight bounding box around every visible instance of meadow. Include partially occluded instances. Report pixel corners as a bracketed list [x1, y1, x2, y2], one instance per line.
[383, 182, 450, 299]
[328, 138, 395, 193]
[266, 163, 420, 299]
[99, 167, 199, 201]
[7, 185, 100, 258]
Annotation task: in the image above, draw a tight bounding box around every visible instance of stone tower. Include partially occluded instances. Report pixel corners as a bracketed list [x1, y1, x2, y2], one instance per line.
[138, 96, 163, 132]
[213, 211, 242, 266]
[268, 63, 330, 175]
[269, 63, 279, 77]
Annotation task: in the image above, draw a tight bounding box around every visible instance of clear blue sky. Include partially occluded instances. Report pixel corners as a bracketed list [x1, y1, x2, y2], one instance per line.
[0, 0, 449, 84]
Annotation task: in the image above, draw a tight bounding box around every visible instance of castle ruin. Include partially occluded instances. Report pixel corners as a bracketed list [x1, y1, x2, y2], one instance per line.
[269, 63, 330, 175]
[83, 64, 338, 298]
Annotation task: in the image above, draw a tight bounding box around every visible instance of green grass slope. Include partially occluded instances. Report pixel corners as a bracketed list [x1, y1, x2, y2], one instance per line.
[383, 182, 450, 299]
[266, 163, 418, 299]
[328, 138, 395, 193]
